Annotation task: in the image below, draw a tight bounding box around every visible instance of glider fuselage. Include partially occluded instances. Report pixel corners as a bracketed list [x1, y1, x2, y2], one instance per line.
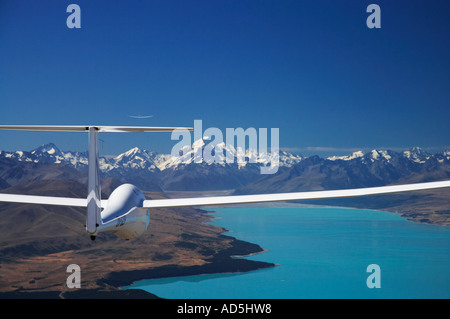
[98, 183, 150, 240]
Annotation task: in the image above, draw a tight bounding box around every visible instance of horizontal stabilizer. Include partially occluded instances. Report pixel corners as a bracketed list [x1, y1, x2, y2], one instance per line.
[0, 125, 193, 132]
[142, 180, 450, 208]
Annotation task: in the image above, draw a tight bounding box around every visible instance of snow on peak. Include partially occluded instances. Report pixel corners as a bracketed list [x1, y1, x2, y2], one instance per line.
[163, 137, 299, 169]
[192, 138, 206, 149]
[112, 147, 158, 171]
[2, 142, 444, 176]
[327, 150, 364, 161]
[368, 150, 392, 161]
[32, 143, 62, 156]
[328, 149, 395, 162]
[402, 147, 430, 163]
[370, 150, 379, 159]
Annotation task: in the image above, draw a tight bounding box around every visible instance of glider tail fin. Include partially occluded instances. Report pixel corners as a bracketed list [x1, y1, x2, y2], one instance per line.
[86, 127, 101, 238]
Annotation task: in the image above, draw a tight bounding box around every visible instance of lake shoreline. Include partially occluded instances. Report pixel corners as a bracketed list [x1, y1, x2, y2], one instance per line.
[97, 235, 276, 294]
[0, 234, 275, 299]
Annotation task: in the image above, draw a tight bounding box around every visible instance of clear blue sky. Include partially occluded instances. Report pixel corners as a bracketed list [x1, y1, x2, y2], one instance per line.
[0, 0, 449, 156]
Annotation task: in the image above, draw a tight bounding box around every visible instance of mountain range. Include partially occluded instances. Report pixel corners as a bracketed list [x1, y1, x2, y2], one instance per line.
[0, 142, 449, 194]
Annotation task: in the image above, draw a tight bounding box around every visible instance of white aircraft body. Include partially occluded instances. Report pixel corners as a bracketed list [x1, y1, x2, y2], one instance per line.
[0, 125, 449, 240]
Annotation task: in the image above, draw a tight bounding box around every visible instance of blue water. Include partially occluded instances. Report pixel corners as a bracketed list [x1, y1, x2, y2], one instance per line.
[124, 206, 450, 298]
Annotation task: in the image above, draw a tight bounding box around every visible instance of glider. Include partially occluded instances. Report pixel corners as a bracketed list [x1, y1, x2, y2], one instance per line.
[0, 125, 449, 240]
[128, 115, 154, 119]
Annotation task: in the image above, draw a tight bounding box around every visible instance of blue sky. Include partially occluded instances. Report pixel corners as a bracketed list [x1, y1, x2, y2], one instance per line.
[0, 0, 449, 156]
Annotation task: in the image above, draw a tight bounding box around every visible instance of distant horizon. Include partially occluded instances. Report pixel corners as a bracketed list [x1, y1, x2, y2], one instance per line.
[1, 140, 449, 159]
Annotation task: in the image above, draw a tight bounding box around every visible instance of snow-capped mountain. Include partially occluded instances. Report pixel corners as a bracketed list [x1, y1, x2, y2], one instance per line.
[402, 146, 431, 163]
[235, 147, 450, 195]
[103, 147, 160, 172]
[159, 138, 303, 170]
[328, 149, 399, 163]
[0, 142, 448, 192]
[0, 140, 302, 190]
[0, 142, 447, 172]
[327, 148, 435, 164]
[327, 151, 365, 161]
[31, 142, 63, 157]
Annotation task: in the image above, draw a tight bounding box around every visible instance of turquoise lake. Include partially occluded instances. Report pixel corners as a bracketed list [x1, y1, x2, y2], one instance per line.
[124, 206, 450, 298]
